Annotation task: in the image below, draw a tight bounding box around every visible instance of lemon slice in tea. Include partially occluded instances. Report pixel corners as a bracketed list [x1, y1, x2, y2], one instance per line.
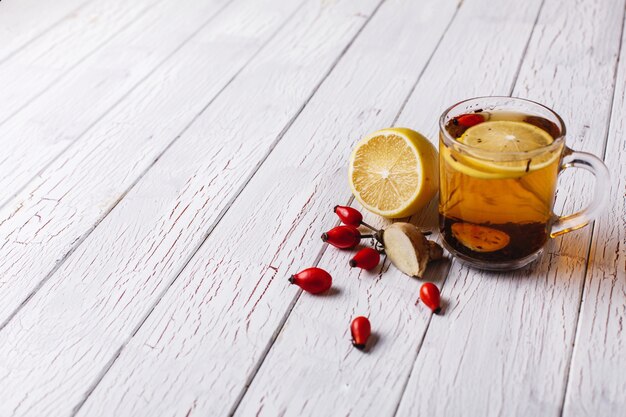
[349, 128, 438, 218]
[445, 120, 560, 179]
[451, 222, 510, 252]
[459, 120, 553, 151]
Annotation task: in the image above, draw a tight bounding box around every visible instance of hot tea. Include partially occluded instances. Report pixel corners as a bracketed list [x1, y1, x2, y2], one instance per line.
[439, 110, 563, 263]
[438, 97, 609, 270]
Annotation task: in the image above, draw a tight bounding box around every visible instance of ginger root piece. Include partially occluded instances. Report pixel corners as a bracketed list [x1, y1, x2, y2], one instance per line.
[382, 222, 443, 278]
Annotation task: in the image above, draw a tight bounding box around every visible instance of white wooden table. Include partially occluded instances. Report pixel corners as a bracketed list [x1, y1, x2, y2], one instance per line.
[0, 0, 624, 415]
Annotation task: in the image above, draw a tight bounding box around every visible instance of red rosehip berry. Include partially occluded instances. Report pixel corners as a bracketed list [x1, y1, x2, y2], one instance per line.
[420, 282, 441, 314]
[350, 316, 371, 350]
[333, 205, 379, 233]
[456, 113, 485, 128]
[334, 205, 363, 227]
[321, 225, 362, 249]
[288, 267, 332, 294]
[349, 247, 380, 271]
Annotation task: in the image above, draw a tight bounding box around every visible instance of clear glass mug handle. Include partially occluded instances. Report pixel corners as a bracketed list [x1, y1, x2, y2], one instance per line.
[550, 147, 610, 237]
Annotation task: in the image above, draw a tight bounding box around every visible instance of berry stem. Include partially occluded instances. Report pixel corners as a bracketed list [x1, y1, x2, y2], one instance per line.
[360, 221, 379, 232]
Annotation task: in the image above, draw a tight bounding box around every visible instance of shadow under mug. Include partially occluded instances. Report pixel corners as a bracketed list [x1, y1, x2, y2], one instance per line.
[438, 96, 609, 270]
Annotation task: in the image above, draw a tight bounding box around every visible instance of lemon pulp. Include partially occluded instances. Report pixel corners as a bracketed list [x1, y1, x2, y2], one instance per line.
[349, 128, 438, 218]
[459, 120, 553, 151]
[443, 120, 560, 179]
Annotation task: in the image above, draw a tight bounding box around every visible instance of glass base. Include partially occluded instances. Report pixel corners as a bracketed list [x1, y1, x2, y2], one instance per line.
[441, 239, 543, 271]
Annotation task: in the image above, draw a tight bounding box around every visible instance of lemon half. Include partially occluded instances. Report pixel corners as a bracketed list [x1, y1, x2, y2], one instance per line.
[443, 121, 560, 179]
[349, 128, 438, 218]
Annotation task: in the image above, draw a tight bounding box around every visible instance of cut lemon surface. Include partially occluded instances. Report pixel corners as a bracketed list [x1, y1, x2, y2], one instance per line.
[443, 120, 561, 179]
[459, 120, 553, 151]
[349, 128, 438, 218]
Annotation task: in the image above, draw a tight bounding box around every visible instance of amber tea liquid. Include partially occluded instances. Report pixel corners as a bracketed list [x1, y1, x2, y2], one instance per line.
[439, 111, 563, 263]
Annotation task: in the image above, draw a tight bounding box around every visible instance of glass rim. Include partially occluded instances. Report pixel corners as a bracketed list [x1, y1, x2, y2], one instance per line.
[438, 96, 567, 159]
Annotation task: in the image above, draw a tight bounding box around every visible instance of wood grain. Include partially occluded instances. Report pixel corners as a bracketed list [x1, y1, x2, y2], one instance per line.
[0, 0, 388, 415]
[0, 0, 88, 63]
[0, 0, 302, 336]
[0, 0, 622, 415]
[0, 0, 230, 208]
[562, 13, 626, 416]
[68, 0, 461, 415]
[0, 0, 159, 125]
[235, 0, 550, 414]
[395, 0, 625, 415]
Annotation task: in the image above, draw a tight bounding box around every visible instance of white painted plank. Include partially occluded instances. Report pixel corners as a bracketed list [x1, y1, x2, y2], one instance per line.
[33, 0, 455, 415]
[0, 0, 387, 415]
[395, 0, 625, 415]
[26, 2, 454, 415]
[0, 0, 159, 125]
[0, 0, 231, 208]
[562, 17, 626, 417]
[70, 0, 546, 414]
[0, 0, 88, 62]
[0, 0, 302, 329]
[235, 0, 552, 414]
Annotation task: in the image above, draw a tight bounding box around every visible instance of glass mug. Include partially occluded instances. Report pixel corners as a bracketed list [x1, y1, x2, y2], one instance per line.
[438, 96, 609, 270]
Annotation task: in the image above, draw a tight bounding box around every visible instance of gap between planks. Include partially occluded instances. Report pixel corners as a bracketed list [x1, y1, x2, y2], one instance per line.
[228, 0, 623, 414]
[68, 1, 466, 413]
[558, 2, 626, 414]
[0, 7, 405, 412]
[59, 0, 457, 415]
[77, 0, 544, 413]
[225, 2, 470, 408]
[390, 0, 626, 413]
[0, 0, 208, 210]
[0, 0, 384, 415]
[226, 238, 334, 417]
[3, 0, 619, 414]
[63, 0, 360, 411]
[0, 0, 164, 128]
[390, 0, 549, 414]
[390, 1, 464, 127]
[0, 0, 241, 333]
[0, 0, 92, 65]
[62, 0, 556, 412]
[1, 0, 326, 410]
[67, 1, 386, 413]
